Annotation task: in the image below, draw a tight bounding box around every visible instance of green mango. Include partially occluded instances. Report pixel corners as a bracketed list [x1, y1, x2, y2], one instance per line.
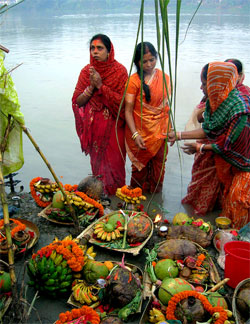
[0, 271, 11, 293]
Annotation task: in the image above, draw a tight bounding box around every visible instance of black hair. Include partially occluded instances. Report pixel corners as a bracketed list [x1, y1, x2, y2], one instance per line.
[201, 63, 209, 81]
[225, 58, 243, 74]
[134, 42, 157, 103]
[90, 34, 111, 53]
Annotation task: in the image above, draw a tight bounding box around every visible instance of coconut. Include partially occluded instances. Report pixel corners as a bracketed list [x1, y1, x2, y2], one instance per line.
[158, 277, 193, 305]
[77, 176, 104, 200]
[82, 260, 109, 284]
[0, 271, 11, 293]
[172, 212, 190, 225]
[154, 259, 179, 280]
[52, 191, 65, 209]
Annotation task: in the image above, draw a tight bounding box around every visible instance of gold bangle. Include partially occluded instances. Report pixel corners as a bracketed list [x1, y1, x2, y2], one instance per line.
[133, 133, 139, 141]
[131, 131, 138, 140]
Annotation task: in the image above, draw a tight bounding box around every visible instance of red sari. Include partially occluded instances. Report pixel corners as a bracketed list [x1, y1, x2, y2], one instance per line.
[72, 43, 128, 195]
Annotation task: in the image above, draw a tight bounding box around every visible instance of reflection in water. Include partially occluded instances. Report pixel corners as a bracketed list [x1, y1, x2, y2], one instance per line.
[0, 10, 249, 215]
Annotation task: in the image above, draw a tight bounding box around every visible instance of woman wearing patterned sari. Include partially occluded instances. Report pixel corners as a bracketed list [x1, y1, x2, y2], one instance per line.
[169, 61, 250, 229]
[182, 59, 250, 216]
[72, 34, 128, 195]
[125, 42, 171, 193]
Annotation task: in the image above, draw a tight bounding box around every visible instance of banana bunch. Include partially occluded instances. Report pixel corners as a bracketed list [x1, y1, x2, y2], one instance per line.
[83, 245, 97, 262]
[149, 308, 166, 323]
[93, 222, 124, 241]
[61, 193, 94, 211]
[27, 250, 73, 297]
[72, 279, 100, 305]
[34, 181, 59, 194]
[116, 188, 146, 204]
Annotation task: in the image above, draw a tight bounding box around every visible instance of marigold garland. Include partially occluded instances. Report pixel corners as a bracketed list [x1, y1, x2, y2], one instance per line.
[0, 219, 26, 242]
[30, 178, 104, 216]
[55, 305, 100, 324]
[32, 239, 85, 272]
[29, 177, 51, 208]
[75, 191, 104, 216]
[121, 185, 142, 198]
[166, 290, 228, 324]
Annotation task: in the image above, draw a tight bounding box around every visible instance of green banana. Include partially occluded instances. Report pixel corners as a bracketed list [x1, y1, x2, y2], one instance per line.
[65, 274, 72, 282]
[41, 273, 50, 281]
[60, 260, 68, 268]
[50, 271, 58, 279]
[27, 259, 36, 277]
[45, 278, 55, 286]
[55, 265, 62, 275]
[50, 250, 57, 261]
[44, 285, 57, 292]
[49, 261, 56, 274]
[27, 280, 35, 286]
[60, 281, 71, 288]
[54, 254, 63, 266]
[59, 288, 68, 294]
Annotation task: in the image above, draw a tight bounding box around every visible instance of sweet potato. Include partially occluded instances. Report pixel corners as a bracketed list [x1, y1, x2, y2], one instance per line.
[157, 239, 197, 260]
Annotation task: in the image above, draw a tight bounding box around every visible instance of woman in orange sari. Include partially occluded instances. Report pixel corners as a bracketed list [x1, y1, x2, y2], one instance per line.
[125, 42, 171, 193]
[169, 62, 250, 229]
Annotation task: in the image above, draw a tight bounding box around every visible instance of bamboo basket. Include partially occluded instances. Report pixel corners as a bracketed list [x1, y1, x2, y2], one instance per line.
[232, 278, 250, 324]
[0, 218, 39, 255]
[67, 261, 144, 314]
[77, 211, 154, 256]
[38, 203, 99, 226]
[143, 240, 221, 300]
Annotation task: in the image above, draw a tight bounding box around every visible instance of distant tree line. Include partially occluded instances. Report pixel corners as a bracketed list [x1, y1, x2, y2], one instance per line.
[12, 0, 250, 14]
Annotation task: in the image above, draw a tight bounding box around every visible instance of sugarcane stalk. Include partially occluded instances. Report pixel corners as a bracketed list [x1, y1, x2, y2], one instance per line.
[207, 278, 230, 293]
[21, 125, 80, 232]
[0, 150, 17, 292]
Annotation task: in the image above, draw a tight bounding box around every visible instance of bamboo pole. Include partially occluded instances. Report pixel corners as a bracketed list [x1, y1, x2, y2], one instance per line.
[21, 125, 80, 232]
[0, 150, 17, 292]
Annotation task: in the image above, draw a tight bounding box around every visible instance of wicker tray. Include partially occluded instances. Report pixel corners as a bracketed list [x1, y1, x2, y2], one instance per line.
[0, 218, 39, 255]
[67, 261, 143, 314]
[38, 203, 99, 226]
[77, 211, 154, 256]
[232, 278, 250, 324]
[143, 240, 221, 300]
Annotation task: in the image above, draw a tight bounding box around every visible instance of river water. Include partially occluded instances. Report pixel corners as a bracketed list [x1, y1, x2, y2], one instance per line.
[1, 8, 250, 217]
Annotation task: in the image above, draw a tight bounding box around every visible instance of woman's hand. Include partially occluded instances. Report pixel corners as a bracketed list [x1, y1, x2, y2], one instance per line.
[89, 66, 102, 89]
[134, 135, 146, 150]
[181, 142, 198, 155]
[167, 130, 177, 146]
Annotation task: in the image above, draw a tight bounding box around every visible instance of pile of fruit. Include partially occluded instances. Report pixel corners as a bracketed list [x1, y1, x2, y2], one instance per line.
[93, 213, 125, 242]
[27, 236, 95, 297]
[116, 185, 146, 205]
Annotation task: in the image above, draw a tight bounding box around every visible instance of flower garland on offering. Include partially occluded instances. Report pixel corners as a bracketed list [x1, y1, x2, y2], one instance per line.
[166, 290, 228, 324]
[32, 239, 84, 272]
[121, 185, 142, 198]
[55, 305, 100, 324]
[0, 219, 26, 242]
[30, 178, 104, 215]
[30, 177, 51, 208]
[75, 191, 104, 216]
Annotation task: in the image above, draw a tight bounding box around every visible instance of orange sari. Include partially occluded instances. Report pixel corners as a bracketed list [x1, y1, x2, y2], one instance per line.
[125, 69, 171, 192]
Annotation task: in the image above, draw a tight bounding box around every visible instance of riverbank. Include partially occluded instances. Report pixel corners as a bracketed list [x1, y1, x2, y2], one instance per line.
[1, 189, 224, 324]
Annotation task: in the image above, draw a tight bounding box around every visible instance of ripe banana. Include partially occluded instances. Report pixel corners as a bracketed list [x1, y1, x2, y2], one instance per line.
[86, 286, 98, 302]
[149, 308, 166, 323]
[79, 285, 92, 305]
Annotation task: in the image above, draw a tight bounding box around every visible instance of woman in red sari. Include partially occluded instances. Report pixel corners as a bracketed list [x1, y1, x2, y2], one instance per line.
[169, 62, 250, 229]
[125, 42, 171, 193]
[72, 34, 128, 195]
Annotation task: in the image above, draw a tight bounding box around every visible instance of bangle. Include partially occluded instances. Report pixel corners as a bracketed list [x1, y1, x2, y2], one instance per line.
[83, 86, 93, 97]
[177, 132, 182, 140]
[196, 143, 202, 153]
[131, 131, 139, 140]
[200, 144, 205, 154]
